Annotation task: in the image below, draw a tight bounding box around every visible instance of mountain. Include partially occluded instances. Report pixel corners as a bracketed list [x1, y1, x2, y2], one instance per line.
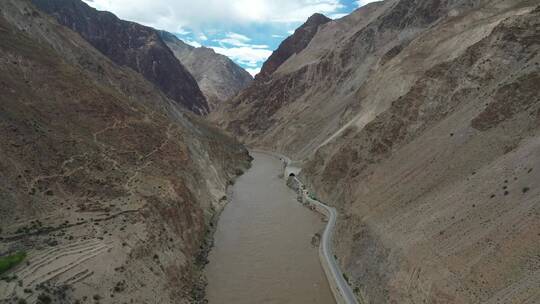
[257, 13, 331, 80]
[160, 31, 253, 111]
[213, 0, 540, 303]
[0, 0, 250, 303]
[31, 0, 209, 115]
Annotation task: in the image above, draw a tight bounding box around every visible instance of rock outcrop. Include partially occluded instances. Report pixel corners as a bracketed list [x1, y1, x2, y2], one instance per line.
[256, 13, 331, 80]
[0, 1, 250, 303]
[214, 0, 540, 303]
[160, 31, 253, 111]
[31, 0, 209, 115]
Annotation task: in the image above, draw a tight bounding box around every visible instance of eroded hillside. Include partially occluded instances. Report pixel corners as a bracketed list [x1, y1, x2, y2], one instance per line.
[0, 1, 250, 303]
[215, 0, 540, 303]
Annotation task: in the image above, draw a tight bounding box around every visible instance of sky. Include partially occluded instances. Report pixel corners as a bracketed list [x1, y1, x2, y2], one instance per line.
[83, 0, 381, 76]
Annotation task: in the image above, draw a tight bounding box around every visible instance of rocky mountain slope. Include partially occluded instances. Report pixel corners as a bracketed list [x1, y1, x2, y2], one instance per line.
[160, 31, 253, 111]
[31, 0, 209, 115]
[214, 0, 540, 303]
[0, 1, 250, 303]
[256, 13, 331, 80]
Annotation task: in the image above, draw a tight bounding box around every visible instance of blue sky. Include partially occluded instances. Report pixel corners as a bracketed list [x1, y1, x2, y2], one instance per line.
[84, 0, 380, 76]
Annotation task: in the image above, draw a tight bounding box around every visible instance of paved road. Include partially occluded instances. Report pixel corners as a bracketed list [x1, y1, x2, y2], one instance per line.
[250, 149, 359, 304]
[296, 178, 359, 304]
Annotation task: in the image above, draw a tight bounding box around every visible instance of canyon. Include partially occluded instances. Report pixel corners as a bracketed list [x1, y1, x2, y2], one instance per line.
[214, 0, 540, 303]
[0, 0, 539, 303]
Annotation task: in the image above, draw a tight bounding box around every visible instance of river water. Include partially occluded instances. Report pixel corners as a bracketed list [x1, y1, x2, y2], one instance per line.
[205, 152, 335, 304]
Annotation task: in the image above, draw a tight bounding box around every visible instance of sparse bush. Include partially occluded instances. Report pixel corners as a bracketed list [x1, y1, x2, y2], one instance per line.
[0, 251, 26, 275]
[343, 273, 350, 283]
[37, 293, 52, 304]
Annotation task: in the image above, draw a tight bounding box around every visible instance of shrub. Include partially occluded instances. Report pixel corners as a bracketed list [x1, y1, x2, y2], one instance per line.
[0, 252, 26, 275]
[37, 293, 52, 304]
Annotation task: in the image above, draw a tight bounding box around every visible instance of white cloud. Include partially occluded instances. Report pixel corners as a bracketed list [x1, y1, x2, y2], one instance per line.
[176, 28, 191, 35]
[271, 34, 285, 38]
[210, 32, 272, 70]
[329, 13, 347, 19]
[216, 32, 269, 49]
[225, 32, 250, 42]
[245, 68, 261, 77]
[185, 40, 202, 48]
[83, 0, 345, 32]
[355, 0, 381, 7]
[211, 46, 272, 68]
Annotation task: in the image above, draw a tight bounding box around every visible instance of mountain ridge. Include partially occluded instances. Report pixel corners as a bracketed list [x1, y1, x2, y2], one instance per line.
[31, 0, 209, 115]
[0, 0, 250, 303]
[213, 0, 540, 302]
[159, 31, 253, 111]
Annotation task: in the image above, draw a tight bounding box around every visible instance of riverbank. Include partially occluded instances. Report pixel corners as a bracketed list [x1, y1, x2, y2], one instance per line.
[204, 152, 334, 303]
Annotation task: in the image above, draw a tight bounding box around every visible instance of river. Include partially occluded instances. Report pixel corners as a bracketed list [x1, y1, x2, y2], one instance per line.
[205, 152, 335, 304]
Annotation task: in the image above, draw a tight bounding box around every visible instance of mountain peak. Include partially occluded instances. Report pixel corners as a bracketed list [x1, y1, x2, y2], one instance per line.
[306, 13, 331, 25]
[256, 13, 331, 80]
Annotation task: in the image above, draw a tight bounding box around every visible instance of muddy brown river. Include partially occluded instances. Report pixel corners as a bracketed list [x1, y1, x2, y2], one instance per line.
[205, 152, 335, 304]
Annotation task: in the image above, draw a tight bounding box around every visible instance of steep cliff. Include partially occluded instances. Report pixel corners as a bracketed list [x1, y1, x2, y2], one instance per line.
[31, 0, 209, 115]
[160, 31, 253, 111]
[215, 0, 540, 303]
[0, 1, 250, 303]
[257, 13, 331, 80]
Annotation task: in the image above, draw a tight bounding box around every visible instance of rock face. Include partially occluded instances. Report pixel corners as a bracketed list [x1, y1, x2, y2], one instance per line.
[215, 0, 540, 303]
[0, 1, 250, 303]
[257, 13, 331, 80]
[31, 0, 209, 115]
[160, 31, 253, 111]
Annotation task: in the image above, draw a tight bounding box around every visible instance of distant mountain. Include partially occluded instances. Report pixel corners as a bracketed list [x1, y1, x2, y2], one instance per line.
[160, 31, 253, 111]
[31, 0, 209, 115]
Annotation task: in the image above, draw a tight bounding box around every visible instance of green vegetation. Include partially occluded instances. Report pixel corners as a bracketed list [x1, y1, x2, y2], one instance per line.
[0, 252, 27, 275]
[343, 273, 350, 283]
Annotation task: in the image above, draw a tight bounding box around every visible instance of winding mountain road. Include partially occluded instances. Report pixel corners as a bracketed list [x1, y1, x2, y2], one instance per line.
[295, 178, 359, 304]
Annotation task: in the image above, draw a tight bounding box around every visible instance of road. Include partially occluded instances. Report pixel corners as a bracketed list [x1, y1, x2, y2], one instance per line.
[295, 178, 360, 304]
[252, 149, 359, 304]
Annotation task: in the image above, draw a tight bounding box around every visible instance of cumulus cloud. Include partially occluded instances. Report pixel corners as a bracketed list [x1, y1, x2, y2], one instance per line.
[209, 32, 272, 69]
[216, 32, 269, 49]
[211, 46, 272, 68]
[82, 0, 355, 74]
[83, 0, 344, 32]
